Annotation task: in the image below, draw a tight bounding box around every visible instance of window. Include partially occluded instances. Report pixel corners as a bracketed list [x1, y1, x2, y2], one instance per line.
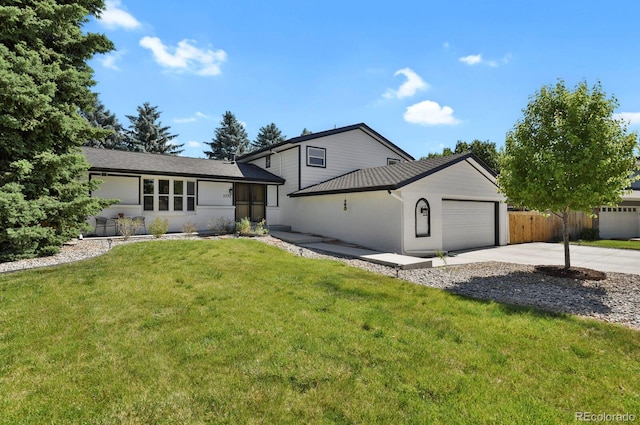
[307, 146, 326, 167]
[415, 198, 430, 237]
[158, 179, 170, 211]
[387, 158, 400, 165]
[187, 181, 195, 211]
[143, 179, 154, 211]
[265, 154, 271, 168]
[142, 178, 195, 212]
[174, 180, 184, 211]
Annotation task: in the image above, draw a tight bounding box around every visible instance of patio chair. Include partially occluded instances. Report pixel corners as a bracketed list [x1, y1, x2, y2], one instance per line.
[94, 216, 116, 236]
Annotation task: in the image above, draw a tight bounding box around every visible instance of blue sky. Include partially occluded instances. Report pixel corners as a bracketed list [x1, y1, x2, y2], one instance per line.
[86, 0, 640, 159]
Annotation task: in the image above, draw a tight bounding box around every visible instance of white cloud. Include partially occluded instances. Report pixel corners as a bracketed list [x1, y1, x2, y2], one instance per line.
[99, 51, 125, 70]
[195, 112, 209, 119]
[404, 100, 460, 126]
[615, 112, 640, 125]
[100, 0, 141, 30]
[188, 141, 201, 148]
[443, 42, 450, 50]
[174, 117, 197, 123]
[459, 54, 483, 65]
[383, 68, 429, 99]
[140, 37, 227, 76]
[459, 53, 511, 68]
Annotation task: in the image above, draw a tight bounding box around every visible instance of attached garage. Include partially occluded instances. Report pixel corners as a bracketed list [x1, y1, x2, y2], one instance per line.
[443, 200, 497, 251]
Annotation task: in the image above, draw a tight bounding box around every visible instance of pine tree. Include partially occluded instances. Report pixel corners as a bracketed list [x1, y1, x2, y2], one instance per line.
[0, 0, 117, 260]
[252, 123, 285, 150]
[301, 128, 313, 136]
[82, 99, 128, 150]
[204, 111, 250, 160]
[126, 102, 183, 155]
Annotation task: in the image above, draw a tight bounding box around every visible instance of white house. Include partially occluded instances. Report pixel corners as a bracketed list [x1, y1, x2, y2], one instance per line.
[598, 167, 640, 239]
[84, 123, 509, 254]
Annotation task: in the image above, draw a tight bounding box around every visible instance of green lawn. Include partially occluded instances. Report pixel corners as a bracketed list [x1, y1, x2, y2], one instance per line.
[574, 239, 640, 250]
[1, 239, 638, 424]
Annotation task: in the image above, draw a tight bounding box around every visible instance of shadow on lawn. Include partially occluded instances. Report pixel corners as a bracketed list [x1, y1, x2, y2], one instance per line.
[444, 269, 611, 319]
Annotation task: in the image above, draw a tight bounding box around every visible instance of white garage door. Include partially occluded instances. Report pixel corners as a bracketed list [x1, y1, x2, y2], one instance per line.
[599, 207, 639, 239]
[443, 200, 496, 251]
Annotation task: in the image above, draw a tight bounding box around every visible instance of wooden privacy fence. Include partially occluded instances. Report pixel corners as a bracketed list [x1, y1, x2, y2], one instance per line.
[509, 211, 594, 244]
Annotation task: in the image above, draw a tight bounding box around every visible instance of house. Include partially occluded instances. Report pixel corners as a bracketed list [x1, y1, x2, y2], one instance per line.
[84, 123, 509, 254]
[597, 166, 640, 239]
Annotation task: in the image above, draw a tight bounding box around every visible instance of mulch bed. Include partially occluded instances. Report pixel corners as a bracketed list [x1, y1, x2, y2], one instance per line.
[534, 265, 607, 281]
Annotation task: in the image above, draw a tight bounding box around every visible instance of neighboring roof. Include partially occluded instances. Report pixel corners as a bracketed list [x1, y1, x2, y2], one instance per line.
[81, 147, 284, 184]
[289, 152, 494, 197]
[238, 123, 415, 162]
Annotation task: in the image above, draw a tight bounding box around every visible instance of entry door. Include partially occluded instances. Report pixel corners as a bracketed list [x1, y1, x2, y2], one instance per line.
[235, 183, 266, 222]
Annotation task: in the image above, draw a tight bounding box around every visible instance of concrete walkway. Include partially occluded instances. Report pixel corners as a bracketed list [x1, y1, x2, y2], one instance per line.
[438, 242, 640, 274]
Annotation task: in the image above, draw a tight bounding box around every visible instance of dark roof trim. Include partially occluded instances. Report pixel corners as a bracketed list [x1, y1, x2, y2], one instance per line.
[87, 166, 284, 184]
[239, 123, 415, 162]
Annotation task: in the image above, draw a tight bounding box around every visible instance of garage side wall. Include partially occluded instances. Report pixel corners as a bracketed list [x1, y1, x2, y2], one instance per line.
[288, 191, 402, 253]
[399, 160, 508, 255]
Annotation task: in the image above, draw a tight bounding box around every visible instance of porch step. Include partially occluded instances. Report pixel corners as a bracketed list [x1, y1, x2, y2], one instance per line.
[268, 224, 292, 232]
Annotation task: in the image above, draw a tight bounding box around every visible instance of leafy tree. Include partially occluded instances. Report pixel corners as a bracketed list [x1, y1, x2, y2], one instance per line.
[499, 80, 638, 269]
[252, 123, 285, 150]
[0, 0, 117, 261]
[421, 140, 500, 172]
[126, 102, 183, 155]
[300, 128, 313, 136]
[81, 98, 128, 150]
[204, 111, 250, 160]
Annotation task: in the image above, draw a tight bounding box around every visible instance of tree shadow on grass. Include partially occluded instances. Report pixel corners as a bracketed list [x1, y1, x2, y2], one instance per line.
[443, 269, 611, 320]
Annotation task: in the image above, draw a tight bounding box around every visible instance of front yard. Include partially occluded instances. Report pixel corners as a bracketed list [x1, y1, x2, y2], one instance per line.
[0, 239, 638, 423]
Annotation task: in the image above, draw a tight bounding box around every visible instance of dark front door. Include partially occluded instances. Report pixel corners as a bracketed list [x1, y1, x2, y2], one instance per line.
[235, 183, 266, 222]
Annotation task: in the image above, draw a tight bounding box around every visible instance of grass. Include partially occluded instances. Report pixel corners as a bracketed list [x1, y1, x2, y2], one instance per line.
[573, 239, 640, 250]
[0, 239, 639, 424]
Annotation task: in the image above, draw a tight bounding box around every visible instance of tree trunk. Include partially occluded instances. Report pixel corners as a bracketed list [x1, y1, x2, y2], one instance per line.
[562, 209, 571, 269]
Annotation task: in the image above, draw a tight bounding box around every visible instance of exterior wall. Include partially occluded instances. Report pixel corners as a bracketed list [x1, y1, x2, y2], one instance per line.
[298, 129, 409, 190]
[87, 172, 236, 235]
[289, 191, 403, 253]
[399, 159, 508, 255]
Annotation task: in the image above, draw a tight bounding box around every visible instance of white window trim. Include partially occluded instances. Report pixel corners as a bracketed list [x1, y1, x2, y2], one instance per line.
[306, 146, 326, 168]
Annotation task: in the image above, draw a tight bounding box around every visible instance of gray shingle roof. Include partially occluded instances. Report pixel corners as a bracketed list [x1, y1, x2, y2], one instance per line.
[289, 152, 493, 197]
[81, 147, 284, 184]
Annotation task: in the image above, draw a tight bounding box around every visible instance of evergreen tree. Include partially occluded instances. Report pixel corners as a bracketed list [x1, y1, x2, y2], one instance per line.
[300, 128, 313, 136]
[126, 102, 183, 155]
[0, 0, 117, 261]
[82, 99, 128, 150]
[204, 111, 250, 160]
[252, 123, 285, 150]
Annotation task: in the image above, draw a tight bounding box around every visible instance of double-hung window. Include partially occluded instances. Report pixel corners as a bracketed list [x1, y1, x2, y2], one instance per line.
[307, 146, 326, 167]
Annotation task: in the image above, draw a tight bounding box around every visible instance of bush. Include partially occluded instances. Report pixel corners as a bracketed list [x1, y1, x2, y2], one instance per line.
[182, 218, 197, 238]
[236, 217, 251, 235]
[207, 216, 234, 234]
[580, 228, 600, 241]
[148, 218, 169, 239]
[116, 217, 143, 241]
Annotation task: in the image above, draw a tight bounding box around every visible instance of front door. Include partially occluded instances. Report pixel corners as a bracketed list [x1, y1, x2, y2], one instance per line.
[235, 183, 266, 222]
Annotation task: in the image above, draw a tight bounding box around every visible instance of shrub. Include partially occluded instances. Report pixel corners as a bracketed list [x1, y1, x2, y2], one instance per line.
[254, 219, 268, 235]
[207, 216, 235, 234]
[148, 218, 169, 239]
[580, 228, 600, 241]
[116, 217, 143, 241]
[182, 218, 197, 238]
[236, 217, 251, 235]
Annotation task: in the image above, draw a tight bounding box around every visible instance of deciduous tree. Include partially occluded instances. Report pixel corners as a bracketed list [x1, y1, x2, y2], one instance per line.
[499, 80, 638, 269]
[0, 0, 117, 260]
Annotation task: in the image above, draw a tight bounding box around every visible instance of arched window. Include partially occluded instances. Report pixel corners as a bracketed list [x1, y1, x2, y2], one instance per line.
[415, 198, 430, 237]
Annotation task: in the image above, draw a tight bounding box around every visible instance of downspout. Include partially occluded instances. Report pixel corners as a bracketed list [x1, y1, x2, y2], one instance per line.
[387, 189, 405, 254]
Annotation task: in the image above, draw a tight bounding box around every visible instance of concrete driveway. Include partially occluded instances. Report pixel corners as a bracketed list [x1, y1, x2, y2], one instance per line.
[437, 242, 640, 275]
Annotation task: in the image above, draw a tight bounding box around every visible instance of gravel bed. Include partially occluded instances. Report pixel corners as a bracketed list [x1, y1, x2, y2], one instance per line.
[1, 235, 638, 330]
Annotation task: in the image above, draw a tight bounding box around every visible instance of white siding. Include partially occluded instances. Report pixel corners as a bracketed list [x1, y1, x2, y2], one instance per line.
[198, 181, 233, 206]
[91, 175, 139, 205]
[299, 129, 409, 189]
[289, 191, 403, 253]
